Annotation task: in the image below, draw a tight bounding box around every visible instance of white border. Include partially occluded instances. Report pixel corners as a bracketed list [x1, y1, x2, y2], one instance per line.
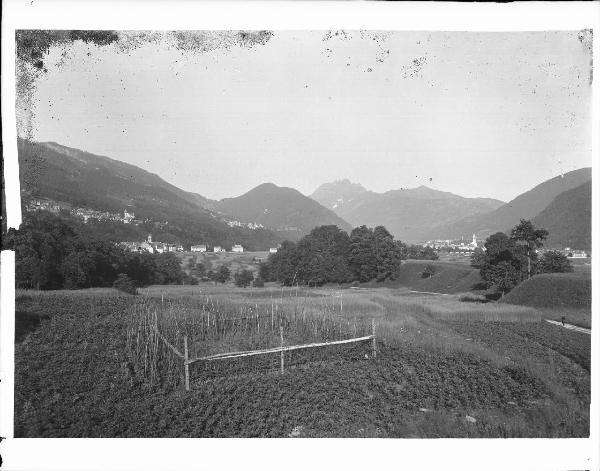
[1, 1, 599, 471]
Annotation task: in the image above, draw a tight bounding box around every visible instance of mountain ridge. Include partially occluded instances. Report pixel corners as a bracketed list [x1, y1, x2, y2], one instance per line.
[531, 180, 591, 250]
[17, 138, 352, 247]
[424, 167, 592, 241]
[310, 179, 505, 242]
[216, 182, 353, 239]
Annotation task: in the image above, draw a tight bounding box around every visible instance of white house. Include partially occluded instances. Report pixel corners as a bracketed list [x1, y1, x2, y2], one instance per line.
[213, 246, 225, 253]
[191, 245, 207, 252]
[568, 250, 588, 259]
[123, 209, 135, 224]
[269, 247, 278, 253]
[140, 242, 154, 253]
[231, 244, 244, 253]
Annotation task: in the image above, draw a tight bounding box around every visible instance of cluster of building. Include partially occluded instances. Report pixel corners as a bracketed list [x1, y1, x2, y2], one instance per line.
[225, 219, 265, 230]
[190, 244, 246, 253]
[119, 234, 184, 254]
[421, 234, 480, 253]
[26, 198, 141, 225]
[189, 244, 279, 254]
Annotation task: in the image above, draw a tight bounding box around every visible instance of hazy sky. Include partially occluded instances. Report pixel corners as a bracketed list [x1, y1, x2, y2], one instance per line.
[23, 30, 592, 202]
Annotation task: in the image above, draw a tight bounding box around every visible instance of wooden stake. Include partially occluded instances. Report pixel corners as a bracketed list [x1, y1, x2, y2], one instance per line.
[280, 325, 284, 374]
[183, 335, 190, 391]
[371, 319, 377, 359]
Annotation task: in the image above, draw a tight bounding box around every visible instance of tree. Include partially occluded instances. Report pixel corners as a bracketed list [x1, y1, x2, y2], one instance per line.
[348, 225, 406, 283]
[477, 232, 521, 294]
[191, 261, 206, 279]
[113, 273, 137, 295]
[153, 252, 184, 284]
[295, 225, 352, 286]
[265, 240, 299, 286]
[348, 226, 378, 282]
[258, 261, 271, 282]
[234, 269, 254, 288]
[470, 247, 487, 269]
[510, 219, 548, 280]
[538, 250, 573, 274]
[214, 265, 231, 284]
[61, 252, 95, 289]
[481, 261, 520, 296]
[252, 276, 265, 287]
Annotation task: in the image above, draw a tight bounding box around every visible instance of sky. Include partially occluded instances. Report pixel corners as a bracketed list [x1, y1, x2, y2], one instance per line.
[22, 30, 593, 202]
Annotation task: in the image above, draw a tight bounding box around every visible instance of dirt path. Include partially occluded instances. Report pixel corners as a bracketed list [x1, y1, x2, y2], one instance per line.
[408, 290, 450, 296]
[545, 319, 591, 335]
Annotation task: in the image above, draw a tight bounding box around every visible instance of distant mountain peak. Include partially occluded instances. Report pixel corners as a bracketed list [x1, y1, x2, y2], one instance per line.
[217, 182, 352, 237]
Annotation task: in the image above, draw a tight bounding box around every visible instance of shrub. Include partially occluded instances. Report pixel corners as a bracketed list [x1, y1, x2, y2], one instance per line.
[539, 251, 573, 274]
[252, 276, 265, 287]
[459, 293, 488, 303]
[113, 273, 137, 295]
[234, 269, 254, 288]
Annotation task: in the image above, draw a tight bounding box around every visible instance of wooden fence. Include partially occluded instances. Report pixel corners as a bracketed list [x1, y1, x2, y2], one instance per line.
[154, 319, 377, 391]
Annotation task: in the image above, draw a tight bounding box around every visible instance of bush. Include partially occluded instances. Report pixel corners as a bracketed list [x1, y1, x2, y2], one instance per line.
[113, 273, 137, 295]
[252, 276, 265, 287]
[234, 269, 254, 288]
[539, 251, 573, 274]
[459, 293, 488, 303]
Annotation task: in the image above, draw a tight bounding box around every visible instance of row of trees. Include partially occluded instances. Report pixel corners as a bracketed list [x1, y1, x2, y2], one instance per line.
[471, 219, 573, 295]
[260, 225, 407, 286]
[3, 211, 186, 290]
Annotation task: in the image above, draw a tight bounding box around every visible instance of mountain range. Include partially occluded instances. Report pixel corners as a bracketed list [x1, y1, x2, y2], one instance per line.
[418, 167, 592, 244]
[310, 180, 505, 243]
[17, 139, 348, 248]
[16, 138, 592, 250]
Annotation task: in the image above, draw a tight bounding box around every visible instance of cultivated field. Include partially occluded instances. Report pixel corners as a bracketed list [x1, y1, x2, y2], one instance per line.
[14, 281, 590, 438]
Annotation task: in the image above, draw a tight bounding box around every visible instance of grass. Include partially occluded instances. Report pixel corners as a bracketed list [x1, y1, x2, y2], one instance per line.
[13, 284, 590, 438]
[501, 272, 592, 310]
[363, 260, 483, 294]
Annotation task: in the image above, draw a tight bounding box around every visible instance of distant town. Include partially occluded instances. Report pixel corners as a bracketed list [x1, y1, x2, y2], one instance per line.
[419, 234, 589, 259]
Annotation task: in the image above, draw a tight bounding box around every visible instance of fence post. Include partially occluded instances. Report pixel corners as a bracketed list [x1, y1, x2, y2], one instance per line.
[183, 335, 190, 391]
[371, 319, 377, 359]
[280, 325, 285, 374]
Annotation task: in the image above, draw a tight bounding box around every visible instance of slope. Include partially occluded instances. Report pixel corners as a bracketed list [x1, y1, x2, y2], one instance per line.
[426, 168, 592, 240]
[531, 181, 591, 250]
[17, 138, 281, 250]
[216, 183, 353, 240]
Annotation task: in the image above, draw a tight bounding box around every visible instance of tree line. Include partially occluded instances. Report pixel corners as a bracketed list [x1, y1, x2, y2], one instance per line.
[259, 224, 408, 286]
[471, 219, 573, 295]
[3, 211, 186, 290]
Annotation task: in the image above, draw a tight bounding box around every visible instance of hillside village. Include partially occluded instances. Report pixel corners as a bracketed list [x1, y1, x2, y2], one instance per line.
[26, 198, 142, 225]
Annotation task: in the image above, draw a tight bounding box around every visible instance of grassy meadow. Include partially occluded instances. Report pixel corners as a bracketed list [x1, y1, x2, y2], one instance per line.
[14, 278, 591, 438]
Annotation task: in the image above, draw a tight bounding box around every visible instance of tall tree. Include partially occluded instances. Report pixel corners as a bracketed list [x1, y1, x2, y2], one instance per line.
[510, 219, 548, 280]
